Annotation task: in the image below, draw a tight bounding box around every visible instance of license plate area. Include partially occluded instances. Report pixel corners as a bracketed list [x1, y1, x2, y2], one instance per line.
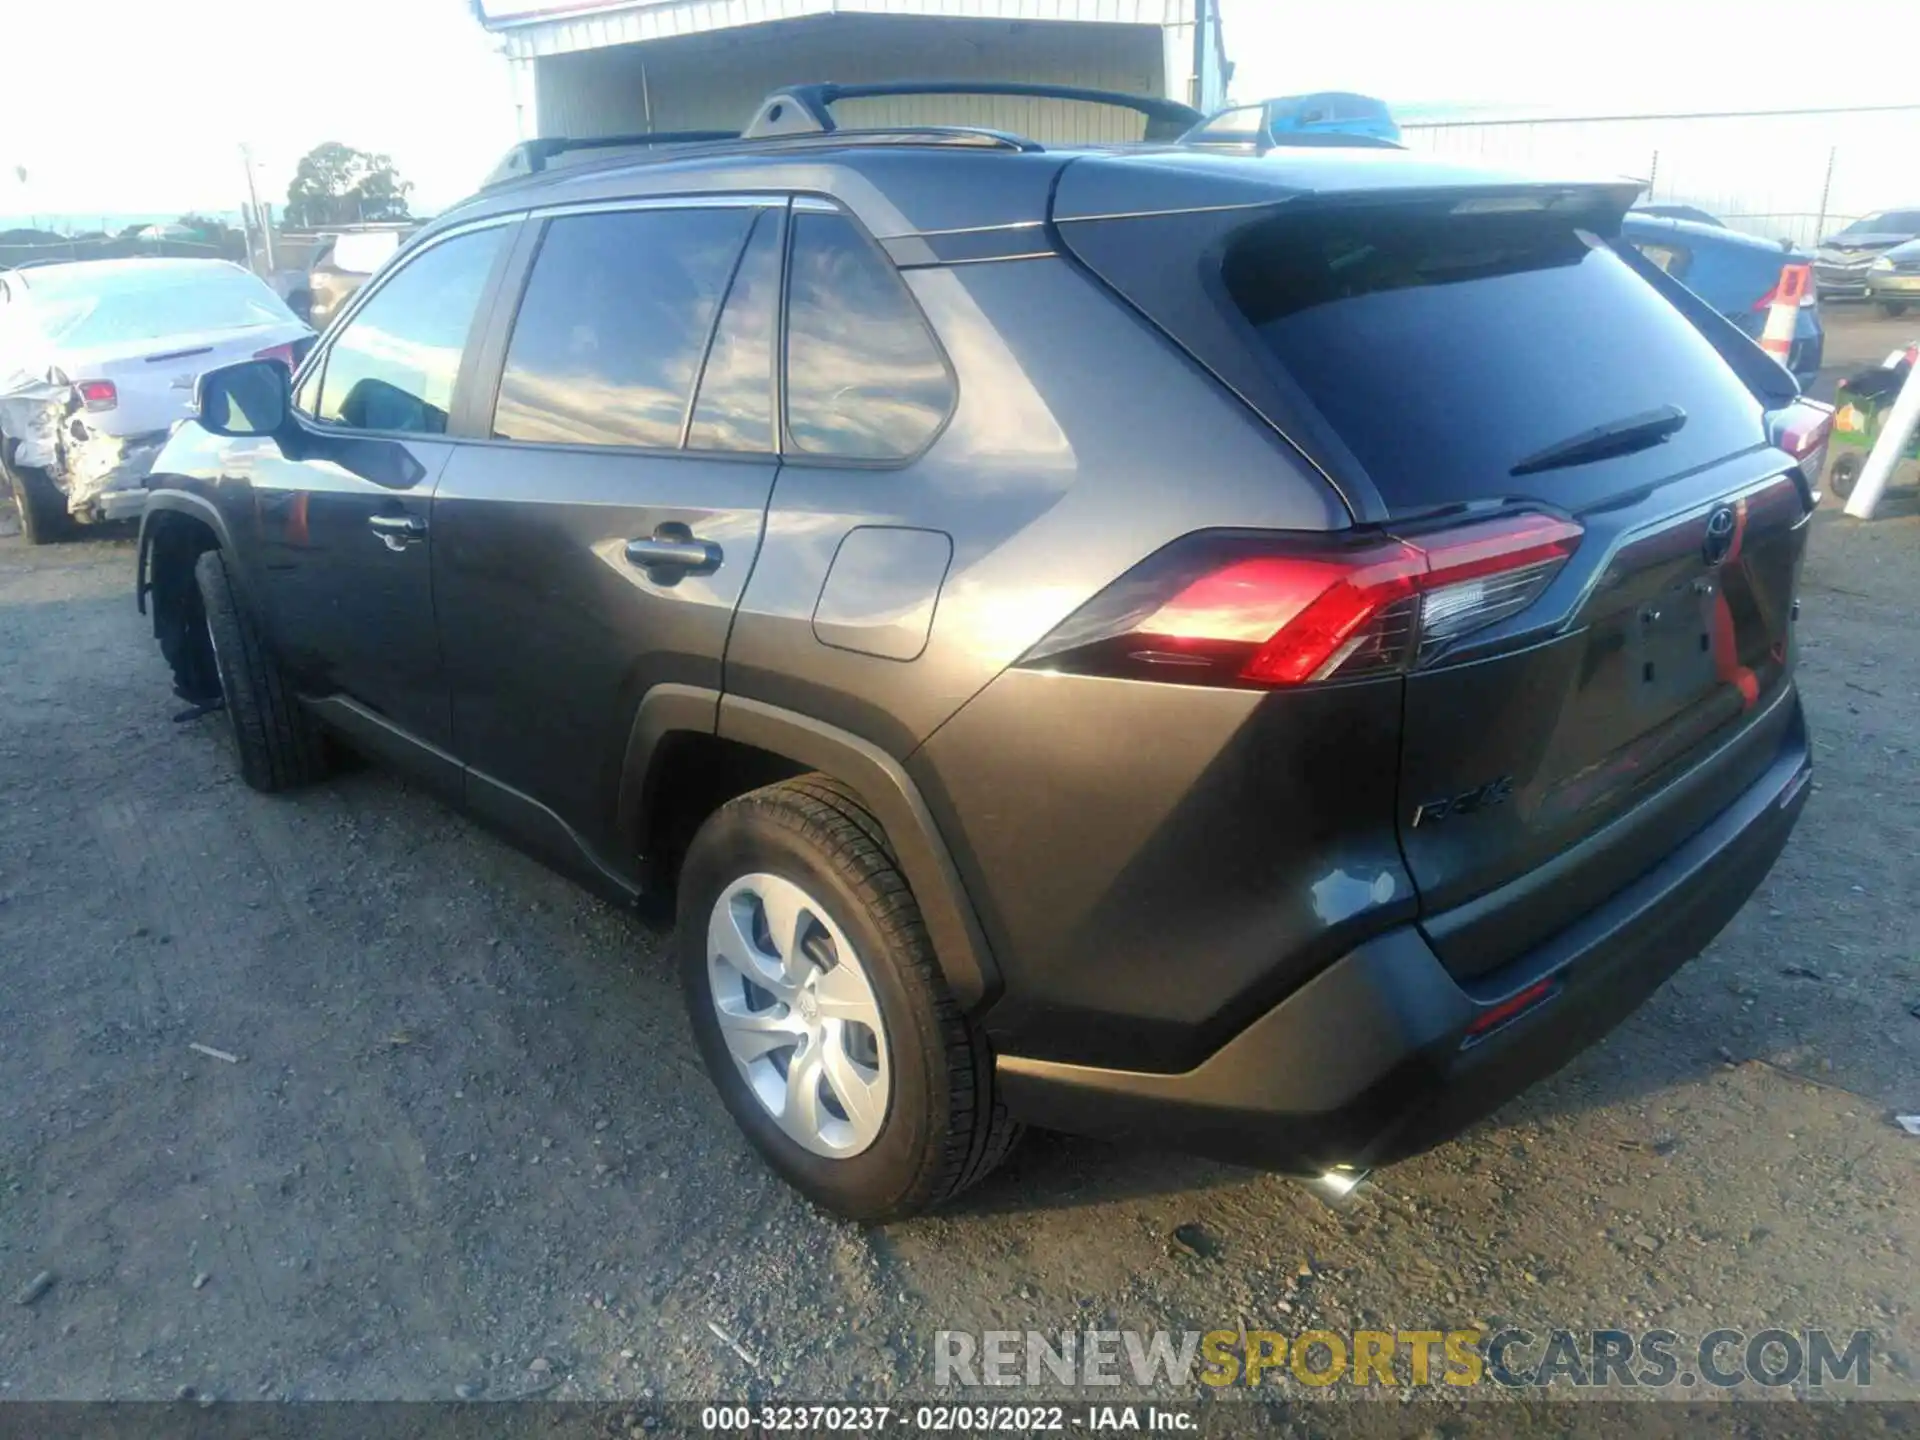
[1630, 580, 1719, 712]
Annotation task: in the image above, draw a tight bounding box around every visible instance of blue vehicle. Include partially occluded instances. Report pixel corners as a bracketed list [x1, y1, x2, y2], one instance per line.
[1183, 92, 1402, 150]
[1621, 212, 1823, 386]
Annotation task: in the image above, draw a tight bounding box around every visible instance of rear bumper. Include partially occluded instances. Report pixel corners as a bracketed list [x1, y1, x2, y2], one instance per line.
[997, 693, 1811, 1174]
[65, 428, 166, 524]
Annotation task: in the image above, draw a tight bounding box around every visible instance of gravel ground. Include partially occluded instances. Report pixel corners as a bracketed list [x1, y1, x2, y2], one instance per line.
[0, 312, 1916, 1421]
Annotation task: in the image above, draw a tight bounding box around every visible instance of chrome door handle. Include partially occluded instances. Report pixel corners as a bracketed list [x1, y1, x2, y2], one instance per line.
[625, 532, 721, 578]
[368, 512, 427, 552]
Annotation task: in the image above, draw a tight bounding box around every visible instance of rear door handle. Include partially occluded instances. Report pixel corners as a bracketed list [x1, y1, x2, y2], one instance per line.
[368, 513, 427, 552]
[625, 529, 722, 579]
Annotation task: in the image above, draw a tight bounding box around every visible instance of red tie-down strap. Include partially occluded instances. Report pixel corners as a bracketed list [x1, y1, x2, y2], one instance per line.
[1710, 496, 1759, 709]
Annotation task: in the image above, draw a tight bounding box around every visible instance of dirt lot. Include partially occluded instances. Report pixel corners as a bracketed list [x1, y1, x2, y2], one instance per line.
[1, 309, 1916, 1419]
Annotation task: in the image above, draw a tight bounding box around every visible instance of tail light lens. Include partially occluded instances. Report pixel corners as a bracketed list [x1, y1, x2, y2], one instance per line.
[1019, 513, 1583, 689]
[254, 342, 299, 370]
[76, 379, 118, 411]
[1770, 397, 1834, 490]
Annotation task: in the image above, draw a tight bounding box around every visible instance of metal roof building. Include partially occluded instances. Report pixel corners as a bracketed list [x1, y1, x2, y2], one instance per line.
[472, 1, 1229, 145]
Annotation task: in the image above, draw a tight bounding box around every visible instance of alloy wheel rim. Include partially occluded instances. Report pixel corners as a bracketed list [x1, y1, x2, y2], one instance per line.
[706, 872, 890, 1158]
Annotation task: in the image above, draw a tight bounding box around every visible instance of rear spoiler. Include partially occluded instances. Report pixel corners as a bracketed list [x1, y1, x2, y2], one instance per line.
[744, 81, 1203, 143]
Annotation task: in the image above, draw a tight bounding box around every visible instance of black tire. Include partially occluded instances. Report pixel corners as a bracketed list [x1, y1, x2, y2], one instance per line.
[1880, 301, 1910, 318]
[194, 549, 328, 792]
[677, 776, 1020, 1221]
[5, 457, 65, 546]
[1828, 451, 1863, 500]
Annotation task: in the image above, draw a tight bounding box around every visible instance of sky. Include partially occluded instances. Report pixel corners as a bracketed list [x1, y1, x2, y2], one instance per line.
[1222, 0, 1918, 120]
[2, 0, 1915, 227]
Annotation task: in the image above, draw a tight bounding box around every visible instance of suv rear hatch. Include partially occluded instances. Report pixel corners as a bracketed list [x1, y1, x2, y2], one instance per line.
[1055, 152, 1811, 976]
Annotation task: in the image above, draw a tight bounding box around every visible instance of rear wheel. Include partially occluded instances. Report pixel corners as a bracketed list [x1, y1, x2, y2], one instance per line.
[678, 776, 1020, 1220]
[194, 549, 329, 792]
[3, 449, 65, 546]
[1828, 451, 1863, 500]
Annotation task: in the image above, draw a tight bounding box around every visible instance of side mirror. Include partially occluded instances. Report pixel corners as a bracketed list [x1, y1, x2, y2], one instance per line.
[195, 359, 290, 438]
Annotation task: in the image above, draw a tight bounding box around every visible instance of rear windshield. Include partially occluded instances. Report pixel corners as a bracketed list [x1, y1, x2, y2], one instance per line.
[34, 267, 293, 349]
[1222, 206, 1766, 509]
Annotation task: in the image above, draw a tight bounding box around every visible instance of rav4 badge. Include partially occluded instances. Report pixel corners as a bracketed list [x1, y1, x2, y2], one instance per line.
[1411, 776, 1515, 828]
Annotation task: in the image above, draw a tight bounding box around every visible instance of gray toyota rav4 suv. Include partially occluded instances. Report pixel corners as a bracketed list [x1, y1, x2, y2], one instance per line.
[136, 84, 1824, 1220]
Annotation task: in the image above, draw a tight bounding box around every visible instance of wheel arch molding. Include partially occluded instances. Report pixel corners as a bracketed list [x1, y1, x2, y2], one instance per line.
[137, 489, 240, 617]
[623, 688, 1001, 1011]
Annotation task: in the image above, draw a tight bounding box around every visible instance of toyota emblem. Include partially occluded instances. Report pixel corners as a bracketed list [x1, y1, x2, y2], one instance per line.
[1702, 506, 1737, 566]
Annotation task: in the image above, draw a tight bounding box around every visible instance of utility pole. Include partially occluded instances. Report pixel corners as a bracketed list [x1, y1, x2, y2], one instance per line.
[1190, 0, 1210, 111]
[1814, 146, 1837, 244]
[240, 144, 275, 272]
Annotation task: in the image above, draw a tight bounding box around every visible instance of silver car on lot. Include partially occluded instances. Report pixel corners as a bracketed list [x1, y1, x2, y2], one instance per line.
[0, 258, 311, 542]
[1868, 236, 1920, 316]
[1814, 207, 1920, 300]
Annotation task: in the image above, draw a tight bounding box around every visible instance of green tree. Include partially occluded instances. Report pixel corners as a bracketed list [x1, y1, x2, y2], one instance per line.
[284, 143, 414, 228]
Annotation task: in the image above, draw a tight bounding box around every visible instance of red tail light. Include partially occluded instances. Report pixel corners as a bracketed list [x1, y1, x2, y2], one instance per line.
[1772, 400, 1833, 461]
[254, 343, 298, 370]
[76, 379, 118, 411]
[1020, 513, 1583, 689]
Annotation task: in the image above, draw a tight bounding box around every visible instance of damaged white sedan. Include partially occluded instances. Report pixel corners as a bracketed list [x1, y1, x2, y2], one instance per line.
[0, 258, 311, 543]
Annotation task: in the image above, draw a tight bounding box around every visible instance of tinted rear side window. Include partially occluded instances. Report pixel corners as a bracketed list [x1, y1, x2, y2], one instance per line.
[493, 207, 752, 448]
[1223, 208, 1766, 509]
[785, 211, 954, 461]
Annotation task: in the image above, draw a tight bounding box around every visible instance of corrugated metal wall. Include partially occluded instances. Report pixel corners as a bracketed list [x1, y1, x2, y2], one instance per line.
[534, 13, 1167, 141]
[502, 1, 1197, 60]
[1403, 106, 1920, 249]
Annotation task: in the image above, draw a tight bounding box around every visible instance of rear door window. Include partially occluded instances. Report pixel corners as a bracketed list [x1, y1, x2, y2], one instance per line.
[784, 211, 954, 461]
[687, 209, 781, 453]
[316, 226, 503, 434]
[492, 206, 752, 449]
[1222, 206, 1765, 509]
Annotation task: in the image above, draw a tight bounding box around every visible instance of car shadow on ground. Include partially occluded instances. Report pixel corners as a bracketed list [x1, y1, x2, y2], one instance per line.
[950, 1128, 1265, 1217]
[0, 503, 138, 546]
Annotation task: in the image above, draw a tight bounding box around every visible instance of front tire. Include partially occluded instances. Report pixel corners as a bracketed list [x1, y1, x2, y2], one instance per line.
[194, 549, 328, 792]
[1880, 301, 1910, 318]
[678, 777, 1020, 1220]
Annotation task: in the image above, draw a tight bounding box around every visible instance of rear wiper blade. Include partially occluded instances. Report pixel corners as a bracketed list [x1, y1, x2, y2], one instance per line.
[1510, 404, 1688, 477]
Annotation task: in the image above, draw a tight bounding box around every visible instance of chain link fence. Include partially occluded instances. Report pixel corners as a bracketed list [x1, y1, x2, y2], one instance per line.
[1401, 104, 1920, 248]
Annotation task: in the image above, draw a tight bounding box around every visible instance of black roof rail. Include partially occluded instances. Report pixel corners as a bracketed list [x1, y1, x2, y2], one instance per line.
[476, 81, 1204, 191]
[482, 130, 739, 188]
[742, 82, 1204, 143]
